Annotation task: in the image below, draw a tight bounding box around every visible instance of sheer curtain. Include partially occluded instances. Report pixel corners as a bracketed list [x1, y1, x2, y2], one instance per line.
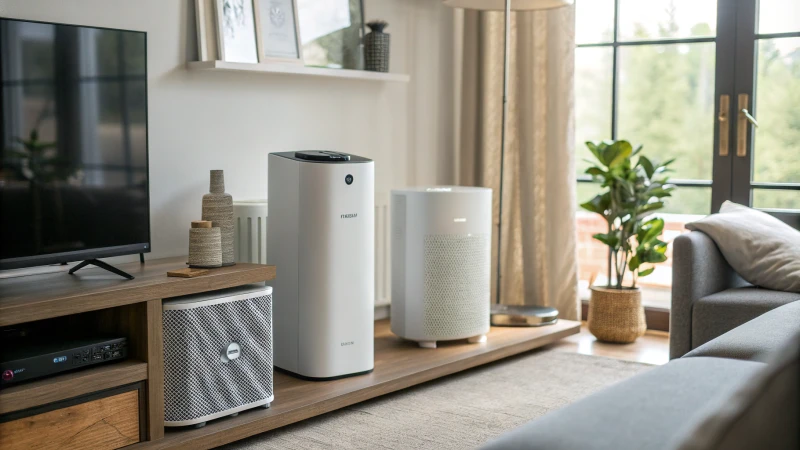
[455, 5, 579, 319]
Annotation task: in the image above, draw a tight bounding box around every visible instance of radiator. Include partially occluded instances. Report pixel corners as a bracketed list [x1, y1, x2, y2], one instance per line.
[233, 200, 268, 265]
[374, 192, 391, 307]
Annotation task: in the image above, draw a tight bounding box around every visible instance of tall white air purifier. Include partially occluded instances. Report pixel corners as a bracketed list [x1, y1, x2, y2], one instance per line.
[268, 151, 374, 380]
[391, 186, 492, 348]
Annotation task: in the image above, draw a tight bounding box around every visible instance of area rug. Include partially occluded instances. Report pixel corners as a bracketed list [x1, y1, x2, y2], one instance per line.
[222, 350, 653, 450]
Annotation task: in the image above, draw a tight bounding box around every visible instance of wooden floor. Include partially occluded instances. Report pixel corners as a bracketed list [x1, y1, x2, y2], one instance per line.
[545, 322, 670, 365]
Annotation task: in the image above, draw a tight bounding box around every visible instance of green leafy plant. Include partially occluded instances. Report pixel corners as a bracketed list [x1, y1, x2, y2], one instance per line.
[580, 140, 676, 289]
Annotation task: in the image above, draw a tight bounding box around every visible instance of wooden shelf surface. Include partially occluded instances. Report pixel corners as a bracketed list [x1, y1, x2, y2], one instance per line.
[0, 360, 148, 415]
[0, 257, 276, 326]
[134, 319, 580, 450]
[187, 60, 411, 83]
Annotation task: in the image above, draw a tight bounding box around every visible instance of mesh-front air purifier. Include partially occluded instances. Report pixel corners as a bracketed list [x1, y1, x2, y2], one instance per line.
[162, 284, 273, 428]
[268, 151, 375, 380]
[391, 186, 492, 348]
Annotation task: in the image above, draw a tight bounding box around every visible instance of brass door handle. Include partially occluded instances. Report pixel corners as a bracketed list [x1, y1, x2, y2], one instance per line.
[737, 94, 755, 157]
[718, 95, 730, 156]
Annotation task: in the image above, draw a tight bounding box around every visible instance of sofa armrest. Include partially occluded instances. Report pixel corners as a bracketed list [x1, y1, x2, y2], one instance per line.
[670, 231, 746, 359]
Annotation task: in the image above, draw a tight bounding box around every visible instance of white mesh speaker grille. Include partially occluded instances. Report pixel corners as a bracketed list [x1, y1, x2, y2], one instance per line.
[163, 294, 273, 424]
[423, 234, 490, 339]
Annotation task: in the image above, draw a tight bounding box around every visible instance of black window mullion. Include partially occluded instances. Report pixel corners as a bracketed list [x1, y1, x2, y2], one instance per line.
[755, 31, 800, 40]
[731, 0, 757, 206]
[710, 0, 739, 213]
[610, 0, 620, 140]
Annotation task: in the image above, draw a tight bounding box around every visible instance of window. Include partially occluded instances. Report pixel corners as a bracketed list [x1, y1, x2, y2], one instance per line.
[575, 0, 800, 311]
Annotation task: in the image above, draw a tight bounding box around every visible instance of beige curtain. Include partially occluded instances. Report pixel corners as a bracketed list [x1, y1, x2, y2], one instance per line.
[456, 6, 579, 320]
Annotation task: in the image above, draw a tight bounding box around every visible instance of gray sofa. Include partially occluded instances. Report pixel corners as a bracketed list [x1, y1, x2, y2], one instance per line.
[482, 231, 800, 450]
[670, 231, 800, 359]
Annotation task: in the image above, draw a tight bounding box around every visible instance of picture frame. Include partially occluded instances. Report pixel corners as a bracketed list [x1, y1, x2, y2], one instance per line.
[297, 0, 364, 69]
[254, 0, 303, 64]
[214, 0, 260, 63]
[195, 0, 218, 61]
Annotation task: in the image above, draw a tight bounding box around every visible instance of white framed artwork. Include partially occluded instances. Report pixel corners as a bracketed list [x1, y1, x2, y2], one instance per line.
[254, 0, 303, 63]
[215, 0, 259, 63]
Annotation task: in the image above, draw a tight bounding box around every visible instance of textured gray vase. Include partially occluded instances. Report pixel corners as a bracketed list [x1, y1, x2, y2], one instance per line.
[364, 21, 390, 73]
[202, 170, 235, 266]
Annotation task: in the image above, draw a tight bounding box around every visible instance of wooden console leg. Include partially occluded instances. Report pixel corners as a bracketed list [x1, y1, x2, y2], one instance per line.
[146, 299, 165, 440]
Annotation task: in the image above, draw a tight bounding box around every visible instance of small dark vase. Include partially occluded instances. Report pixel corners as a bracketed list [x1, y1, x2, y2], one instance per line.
[364, 20, 390, 73]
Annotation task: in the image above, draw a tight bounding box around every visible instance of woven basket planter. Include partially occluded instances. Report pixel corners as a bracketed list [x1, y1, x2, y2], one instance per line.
[588, 287, 647, 343]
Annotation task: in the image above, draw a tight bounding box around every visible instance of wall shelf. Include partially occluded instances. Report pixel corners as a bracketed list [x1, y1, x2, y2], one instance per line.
[187, 60, 411, 83]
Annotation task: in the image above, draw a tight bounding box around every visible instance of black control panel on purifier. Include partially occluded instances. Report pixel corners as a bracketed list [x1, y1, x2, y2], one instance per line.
[294, 150, 351, 162]
[0, 337, 128, 387]
[274, 150, 372, 164]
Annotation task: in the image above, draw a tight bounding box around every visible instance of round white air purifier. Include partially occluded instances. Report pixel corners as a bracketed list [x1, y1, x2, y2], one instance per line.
[390, 186, 492, 348]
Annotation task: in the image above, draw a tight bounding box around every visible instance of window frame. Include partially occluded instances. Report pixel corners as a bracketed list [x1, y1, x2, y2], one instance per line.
[576, 0, 717, 209]
[575, 0, 800, 226]
[730, 0, 800, 228]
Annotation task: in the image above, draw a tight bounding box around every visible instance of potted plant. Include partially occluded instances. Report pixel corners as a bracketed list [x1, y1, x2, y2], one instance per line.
[580, 140, 675, 343]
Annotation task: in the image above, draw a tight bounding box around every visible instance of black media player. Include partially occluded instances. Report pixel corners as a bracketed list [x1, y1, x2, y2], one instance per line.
[1, 336, 128, 387]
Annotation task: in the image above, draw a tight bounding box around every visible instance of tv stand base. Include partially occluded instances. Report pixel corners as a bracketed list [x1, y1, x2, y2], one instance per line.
[68, 259, 135, 280]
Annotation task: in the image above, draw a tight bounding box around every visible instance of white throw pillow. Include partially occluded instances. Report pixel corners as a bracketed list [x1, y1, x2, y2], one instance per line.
[686, 201, 800, 293]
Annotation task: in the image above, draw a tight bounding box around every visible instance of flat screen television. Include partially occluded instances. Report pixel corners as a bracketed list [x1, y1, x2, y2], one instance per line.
[0, 18, 149, 272]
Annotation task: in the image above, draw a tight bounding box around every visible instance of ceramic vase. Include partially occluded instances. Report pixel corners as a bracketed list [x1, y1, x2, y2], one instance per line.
[202, 170, 235, 266]
[188, 226, 222, 268]
[364, 20, 390, 73]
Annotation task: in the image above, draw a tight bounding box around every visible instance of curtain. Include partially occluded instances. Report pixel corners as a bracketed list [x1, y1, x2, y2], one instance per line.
[456, 5, 579, 320]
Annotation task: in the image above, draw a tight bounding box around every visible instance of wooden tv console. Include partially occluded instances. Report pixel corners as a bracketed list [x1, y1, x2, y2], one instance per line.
[0, 257, 579, 449]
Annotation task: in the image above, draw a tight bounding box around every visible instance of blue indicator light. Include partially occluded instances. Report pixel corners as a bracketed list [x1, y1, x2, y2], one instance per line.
[53, 356, 67, 363]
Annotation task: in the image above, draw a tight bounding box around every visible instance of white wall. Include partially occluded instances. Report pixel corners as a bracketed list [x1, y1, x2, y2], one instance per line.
[1, 0, 456, 261]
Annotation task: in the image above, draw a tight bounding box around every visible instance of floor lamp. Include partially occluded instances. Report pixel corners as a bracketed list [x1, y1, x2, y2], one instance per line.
[442, 0, 573, 326]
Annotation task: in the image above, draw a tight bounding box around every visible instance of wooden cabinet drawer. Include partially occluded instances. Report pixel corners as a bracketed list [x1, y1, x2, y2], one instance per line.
[0, 388, 141, 450]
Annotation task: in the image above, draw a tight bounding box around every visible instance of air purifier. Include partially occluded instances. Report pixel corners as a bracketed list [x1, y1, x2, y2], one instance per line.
[162, 284, 273, 428]
[268, 151, 374, 380]
[391, 186, 492, 348]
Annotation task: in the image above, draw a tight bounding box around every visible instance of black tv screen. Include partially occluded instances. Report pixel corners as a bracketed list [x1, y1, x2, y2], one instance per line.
[0, 18, 149, 269]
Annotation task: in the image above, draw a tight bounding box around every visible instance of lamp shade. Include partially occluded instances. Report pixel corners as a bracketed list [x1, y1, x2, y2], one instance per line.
[442, 0, 572, 10]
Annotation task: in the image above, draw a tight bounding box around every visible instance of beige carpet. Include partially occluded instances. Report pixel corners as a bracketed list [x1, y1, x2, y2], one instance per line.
[221, 350, 652, 450]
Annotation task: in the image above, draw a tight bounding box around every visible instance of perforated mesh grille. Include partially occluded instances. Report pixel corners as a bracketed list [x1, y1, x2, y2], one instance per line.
[423, 234, 490, 339]
[163, 294, 273, 423]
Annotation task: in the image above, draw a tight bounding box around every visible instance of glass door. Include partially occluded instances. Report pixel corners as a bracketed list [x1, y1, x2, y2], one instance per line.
[574, 0, 799, 317]
[725, 0, 800, 227]
[575, 0, 721, 309]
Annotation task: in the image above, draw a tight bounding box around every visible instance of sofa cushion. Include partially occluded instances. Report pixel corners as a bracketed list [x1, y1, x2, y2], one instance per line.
[480, 357, 764, 450]
[685, 300, 800, 361]
[685, 201, 800, 293]
[671, 332, 799, 450]
[691, 287, 800, 349]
